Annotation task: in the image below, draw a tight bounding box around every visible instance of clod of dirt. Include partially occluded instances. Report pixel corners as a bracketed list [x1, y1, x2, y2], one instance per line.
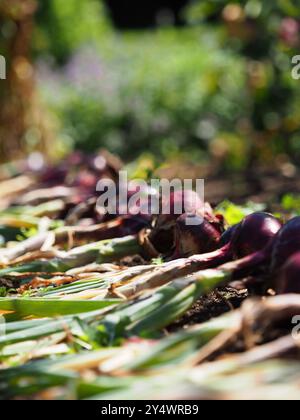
[0, 278, 20, 290]
[168, 287, 249, 332]
[119, 255, 148, 267]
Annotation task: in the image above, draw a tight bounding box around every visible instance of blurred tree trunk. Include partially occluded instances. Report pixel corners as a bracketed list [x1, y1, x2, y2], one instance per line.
[0, 0, 51, 162]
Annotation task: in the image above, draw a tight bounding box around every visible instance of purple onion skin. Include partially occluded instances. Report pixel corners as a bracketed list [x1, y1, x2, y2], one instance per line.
[165, 190, 204, 215]
[220, 224, 240, 247]
[231, 212, 282, 258]
[173, 214, 222, 257]
[121, 214, 152, 234]
[40, 165, 68, 186]
[277, 252, 300, 294]
[172, 211, 281, 265]
[219, 213, 282, 279]
[195, 212, 282, 277]
[271, 217, 300, 272]
[151, 190, 213, 255]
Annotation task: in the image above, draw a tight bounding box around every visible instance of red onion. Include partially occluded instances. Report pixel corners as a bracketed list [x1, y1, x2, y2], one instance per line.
[121, 213, 152, 234]
[277, 252, 300, 294]
[186, 212, 282, 275]
[150, 190, 221, 255]
[231, 212, 282, 258]
[170, 212, 282, 277]
[173, 214, 222, 257]
[215, 212, 281, 262]
[220, 224, 239, 247]
[127, 212, 283, 293]
[222, 215, 300, 285]
[271, 217, 300, 272]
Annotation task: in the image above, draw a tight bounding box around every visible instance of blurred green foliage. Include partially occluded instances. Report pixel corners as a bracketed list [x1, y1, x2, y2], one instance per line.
[281, 193, 300, 214]
[34, 0, 111, 64]
[32, 0, 300, 170]
[216, 200, 265, 225]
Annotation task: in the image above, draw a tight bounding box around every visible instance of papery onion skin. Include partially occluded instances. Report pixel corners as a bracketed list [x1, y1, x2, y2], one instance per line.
[150, 190, 211, 255]
[174, 214, 222, 257]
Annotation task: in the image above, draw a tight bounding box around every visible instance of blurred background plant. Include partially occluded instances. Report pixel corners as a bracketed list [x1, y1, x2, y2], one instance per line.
[0, 0, 300, 175]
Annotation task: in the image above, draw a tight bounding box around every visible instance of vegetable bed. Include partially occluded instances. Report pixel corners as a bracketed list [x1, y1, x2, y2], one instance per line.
[0, 152, 299, 401]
